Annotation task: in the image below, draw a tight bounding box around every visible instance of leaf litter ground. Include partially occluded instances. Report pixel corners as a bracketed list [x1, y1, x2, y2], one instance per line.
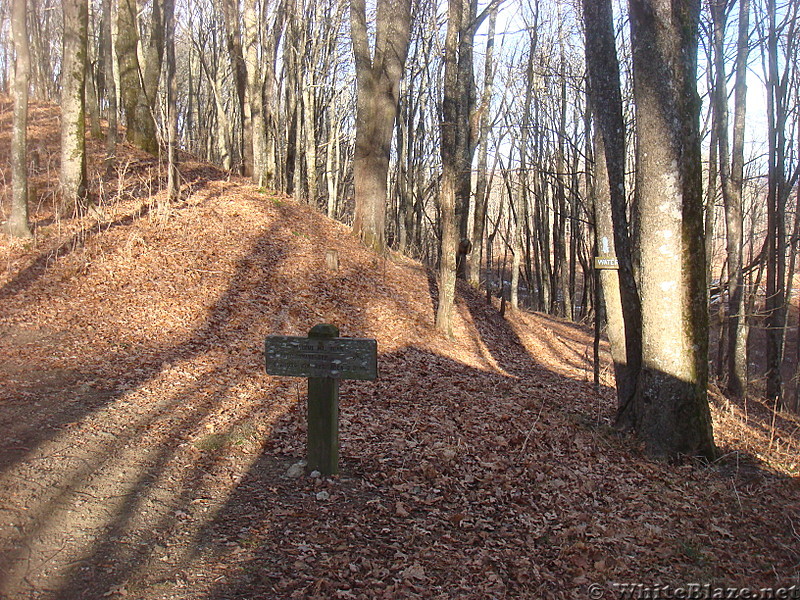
[0, 101, 799, 599]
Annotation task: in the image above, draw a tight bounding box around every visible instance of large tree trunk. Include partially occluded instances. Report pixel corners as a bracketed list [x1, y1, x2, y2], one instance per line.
[116, 0, 139, 142]
[61, 0, 89, 214]
[221, 0, 250, 175]
[139, 0, 163, 149]
[197, 45, 233, 170]
[454, 0, 478, 246]
[582, 0, 642, 422]
[263, 2, 285, 189]
[117, 0, 158, 155]
[349, 0, 411, 253]
[592, 127, 633, 408]
[436, 0, 463, 336]
[628, 0, 715, 459]
[6, 0, 31, 238]
[243, 0, 267, 187]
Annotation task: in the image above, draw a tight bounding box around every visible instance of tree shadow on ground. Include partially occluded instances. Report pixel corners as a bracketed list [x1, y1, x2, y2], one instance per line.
[0, 191, 452, 598]
[2, 194, 798, 599]
[0, 197, 355, 597]
[0, 182, 261, 479]
[192, 347, 800, 598]
[0, 204, 611, 599]
[195, 342, 617, 600]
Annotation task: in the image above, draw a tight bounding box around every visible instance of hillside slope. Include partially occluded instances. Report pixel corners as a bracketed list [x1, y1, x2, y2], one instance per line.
[1, 102, 798, 599]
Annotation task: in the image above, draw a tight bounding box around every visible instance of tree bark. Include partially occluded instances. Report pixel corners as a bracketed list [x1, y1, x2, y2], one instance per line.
[764, 0, 789, 409]
[117, 0, 159, 155]
[454, 0, 477, 246]
[437, 0, 462, 336]
[61, 0, 89, 214]
[101, 0, 117, 166]
[303, 70, 318, 205]
[116, 0, 139, 143]
[7, 0, 32, 238]
[628, 0, 715, 459]
[284, 4, 300, 193]
[139, 0, 163, 149]
[552, 30, 569, 317]
[713, 0, 750, 398]
[350, 0, 412, 253]
[85, 6, 103, 140]
[164, 0, 178, 205]
[221, 0, 250, 175]
[264, 1, 285, 189]
[243, 0, 267, 187]
[510, 175, 522, 312]
[582, 0, 643, 417]
[466, 6, 497, 286]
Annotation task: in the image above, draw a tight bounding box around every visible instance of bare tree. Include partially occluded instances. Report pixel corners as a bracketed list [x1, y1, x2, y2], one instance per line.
[164, 0, 179, 205]
[711, 0, 750, 397]
[28, 0, 60, 100]
[760, 0, 799, 409]
[100, 0, 117, 166]
[243, 0, 266, 186]
[61, 0, 89, 214]
[466, 5, 498, 286]
[437, 0, 463, 336]
[437, 0, 501, 333]
[221, 0, 249, 175]
[6, 0, 32, 237]
[627, 0, 715, 458]
[349, 0, 412, 252]
[582, 0, 642, 420]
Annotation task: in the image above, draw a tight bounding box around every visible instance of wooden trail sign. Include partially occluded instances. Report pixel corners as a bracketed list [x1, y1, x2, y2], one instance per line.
[264, 324, 378, 476]
[264, 336, 377, 380]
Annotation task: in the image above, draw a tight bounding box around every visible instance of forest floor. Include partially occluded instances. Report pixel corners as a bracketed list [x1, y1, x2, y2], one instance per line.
[0, 100, 799, 599]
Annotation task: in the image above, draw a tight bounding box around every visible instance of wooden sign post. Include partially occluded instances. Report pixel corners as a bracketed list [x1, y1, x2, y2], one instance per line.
[264, 324, 377, 476]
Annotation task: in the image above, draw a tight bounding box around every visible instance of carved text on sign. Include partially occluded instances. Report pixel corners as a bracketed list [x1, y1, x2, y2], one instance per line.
[264, 336, 378, 380]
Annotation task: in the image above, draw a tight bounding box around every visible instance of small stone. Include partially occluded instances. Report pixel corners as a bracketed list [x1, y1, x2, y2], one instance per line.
[286, 461, 306, 478]
[309, 470, 321, 479]
[315, 490, 330, 501]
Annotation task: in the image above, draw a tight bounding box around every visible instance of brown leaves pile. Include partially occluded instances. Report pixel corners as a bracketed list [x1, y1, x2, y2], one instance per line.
[0, 100, 798, 599]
